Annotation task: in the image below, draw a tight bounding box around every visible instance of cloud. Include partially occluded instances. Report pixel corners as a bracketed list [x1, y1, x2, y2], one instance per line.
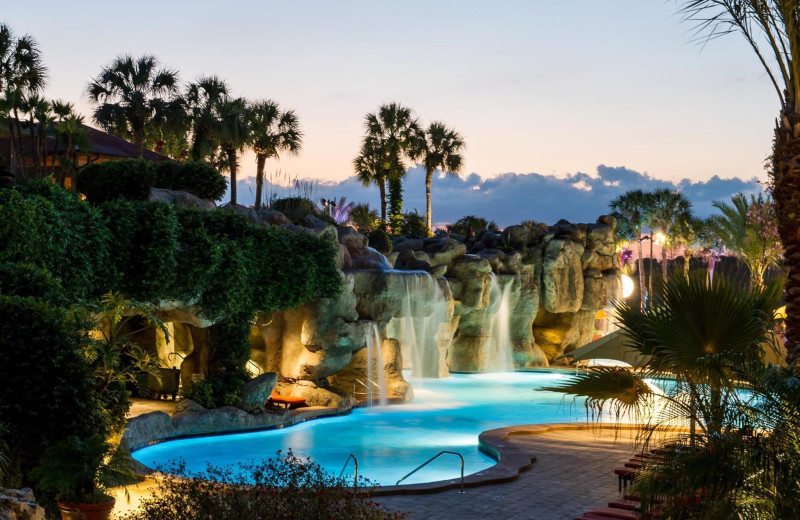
[226, 165, 763, 228]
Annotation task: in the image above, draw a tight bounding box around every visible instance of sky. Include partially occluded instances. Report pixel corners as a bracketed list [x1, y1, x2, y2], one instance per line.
[3, 1, 776, 224]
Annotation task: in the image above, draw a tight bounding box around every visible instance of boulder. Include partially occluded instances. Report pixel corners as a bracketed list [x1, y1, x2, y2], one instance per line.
[275, 380, 354, 411]
[337, 226, 368, 251]
[0, 488, 45, 520]
[303, 215, 339, 243]
[368, 229, 393, 254]
[150, 188, 216, 210]
[347, 246, 392, 270]
[239, 372, 278, 412]
[219, 202, 260, 223]
[255, 209, 293, 226]
[541, 238, 584, 314]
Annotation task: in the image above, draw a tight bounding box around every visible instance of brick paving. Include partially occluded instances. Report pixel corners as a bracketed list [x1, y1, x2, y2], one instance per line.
[376, 427, 639, 520]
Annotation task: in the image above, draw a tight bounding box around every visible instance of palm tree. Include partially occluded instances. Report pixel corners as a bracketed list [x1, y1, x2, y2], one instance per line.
[87, 54, 180, 158]
[0, 24, 47, 182]
[708, 193, 783, 288]
[646, 188, 692, 283]
[216, 97, 250, 205]
[185, 76, 229, 162]
[354, 137, 390, 227]
[363, 103, 420, 233]
[411, 122, 465, 233]
[610, 189, 651, 307]
[674, 2, 800, 361]
[249, 100, 302, 209]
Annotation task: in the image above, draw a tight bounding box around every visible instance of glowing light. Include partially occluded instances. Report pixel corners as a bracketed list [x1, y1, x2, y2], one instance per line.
[654, 232, 666, 245]
[621, 274, 634, 299]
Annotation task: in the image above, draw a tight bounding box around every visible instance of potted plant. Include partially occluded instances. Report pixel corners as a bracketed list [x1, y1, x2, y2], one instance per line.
[31, 434, 136, 520]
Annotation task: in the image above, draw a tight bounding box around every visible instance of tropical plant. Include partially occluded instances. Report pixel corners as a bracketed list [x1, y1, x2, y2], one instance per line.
[708, 192, 782, 288]
[119, 451, 406, 520]
[671, 216, 706, 279]
[399, 209, 428, 238]
[350, 202, 380, 233]
[216, 96, 250, 205]
[249, 100, 302, 209]
[646, 188, 692, 284]
[362, 103, 420, 232]
[354, 137, 390, 227]
[610, 189, 651, 307]
[449, 215, 497, 240]
[185, 75, 229, 162]
[543, 271, 791, 518]
[75, 159, 156, 204]
[322, 196, 355, 224]
[411, 121, 465, 233]
[87, 54, 181, 158]
[674, 1, 800, 361]
[50, 101, 90, 187]
[31, 434, 136, 505]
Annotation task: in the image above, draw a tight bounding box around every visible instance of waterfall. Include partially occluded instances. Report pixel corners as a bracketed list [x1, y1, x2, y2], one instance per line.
[485, 273, 515, 371]
[390, 271, 449, 378]
[364, 322, 388, 406]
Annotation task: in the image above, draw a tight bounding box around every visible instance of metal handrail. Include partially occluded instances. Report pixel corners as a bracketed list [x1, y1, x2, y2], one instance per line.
[246, 360, 263, 376]
[339, 454, 359, 486]
[396, 451, 465, 493]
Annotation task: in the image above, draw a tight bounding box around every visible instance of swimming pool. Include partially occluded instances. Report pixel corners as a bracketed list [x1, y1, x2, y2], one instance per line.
[133, 371, 593, 486]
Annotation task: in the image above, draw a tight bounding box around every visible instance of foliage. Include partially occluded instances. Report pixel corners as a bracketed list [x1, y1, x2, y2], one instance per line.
[367, 228, 392, 254]
[349, 203, 380, 233]
[354, 138, 390, 228]
[152, 161, 227, 201]
[76, 159, 156, 203]
[270, 196, 320, 225]
[322, 196, 355, 225]
[543, 271, 793, 518]
[398, 210, 428, 238]
[249, 99, 302, 209]
[0, 295, 106, 487]
[0, 262, 66, 304]
[181, 379, 216, 409]
[31, 434, 135, 504]
[120, 451, 407, 520]
[708, 192, 782, 288]
[449, 215, 496, 240]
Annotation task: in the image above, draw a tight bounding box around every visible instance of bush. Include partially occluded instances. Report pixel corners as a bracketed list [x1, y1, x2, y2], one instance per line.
[0, 262, 66, 305]
[270, 197, 319, 225]
[120, 451, 407, 520]
[349, 203, 379, 233]
[399, 210, 428, 238]
[75, 159, 155, 204]
[449, 215, 497, 240]
[0, 295, 106, 487]
[368, 229, 392, 254]
[152, 161, 227, 201]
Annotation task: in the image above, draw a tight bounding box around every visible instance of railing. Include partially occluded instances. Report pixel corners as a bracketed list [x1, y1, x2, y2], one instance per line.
[395, 451, 465, 493]
[246, 359, 263, 376]
[339, 454, 358, 486]
[353, 378, 382, 404]
[166, 352, 185, 368]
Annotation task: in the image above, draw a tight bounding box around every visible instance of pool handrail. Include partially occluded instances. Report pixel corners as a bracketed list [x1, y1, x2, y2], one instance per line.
[339, 453, 359, 485]
[395, 451, 465, 493]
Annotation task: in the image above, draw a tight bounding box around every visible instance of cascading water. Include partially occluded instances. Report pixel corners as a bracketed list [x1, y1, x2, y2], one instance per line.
[364, 322, 387, 406]
[389, 271, 449, 378]
[485, 273, 515, 371]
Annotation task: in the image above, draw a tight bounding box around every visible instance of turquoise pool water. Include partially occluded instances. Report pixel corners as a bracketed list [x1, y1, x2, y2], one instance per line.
[133, 371, 591, 486]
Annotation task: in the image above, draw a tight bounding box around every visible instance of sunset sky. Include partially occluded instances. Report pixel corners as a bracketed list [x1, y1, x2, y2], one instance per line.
[4, 1, 775, 222]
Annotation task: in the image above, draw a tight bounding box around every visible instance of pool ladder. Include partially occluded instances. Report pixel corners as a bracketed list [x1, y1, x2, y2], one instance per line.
[396, 451, 465, 493]
[353, 378, 381, 405]
[339, 454, 358, 486]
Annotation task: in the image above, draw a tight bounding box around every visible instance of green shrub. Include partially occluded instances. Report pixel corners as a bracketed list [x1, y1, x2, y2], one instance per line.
[368, 229, 392, 254]
[0, 295, 106, 487]
[120, 451, 407, 520]
[152, 161, 227, 201]
[0, 262, 66, 304]
[350, 203, 379, 233]
[270, 197, 319, 224]
[181, 379, 216, 409]
[399, 210, 428, 238]
[75, 159, 155, 204]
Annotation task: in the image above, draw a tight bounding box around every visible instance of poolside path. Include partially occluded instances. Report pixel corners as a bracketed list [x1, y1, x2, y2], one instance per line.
[377, 426, 639, 520]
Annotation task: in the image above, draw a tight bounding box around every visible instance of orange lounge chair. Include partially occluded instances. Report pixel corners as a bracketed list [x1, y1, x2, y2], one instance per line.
[268, 389, 307, 409]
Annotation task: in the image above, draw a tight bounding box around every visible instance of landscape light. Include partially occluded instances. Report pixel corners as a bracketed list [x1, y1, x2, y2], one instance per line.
[621, 274, 634, 299]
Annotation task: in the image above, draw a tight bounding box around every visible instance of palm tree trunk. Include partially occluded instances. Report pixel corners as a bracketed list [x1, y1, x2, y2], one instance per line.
[636, 232, 645, 308]
[378, 180, 387, 230]
[254, 154, 266, 209]
[773, 108, 800, 363]
[661, 233, 668, 281]
[684, 248, 692, 279]
[227, 148, 238, 205]
[425, 167, 433, 233]
[648, 234, 654, 305]
[134, 126, 145, 159]
[388, 176, 403, 234]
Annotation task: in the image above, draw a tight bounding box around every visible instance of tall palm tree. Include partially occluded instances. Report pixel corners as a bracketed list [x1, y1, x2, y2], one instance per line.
[249, 100, 302, 209]
[216, 97, 250, 205]
[610, 189, 651, 307]
[412, 122, 465, 233]
[0, 24, 47, 181]
[354, 137, 390, 227]
[675, 2, 800, 361]
[363, 103, 420, 233]
[185, 76, 229, 162]
[708, 193, 783, 288]
[646, 188, 692, 282]
[87, 54, 180, 158]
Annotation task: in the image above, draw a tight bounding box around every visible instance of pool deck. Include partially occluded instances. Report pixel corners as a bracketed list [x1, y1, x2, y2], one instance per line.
[117, 401, 647, 520]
